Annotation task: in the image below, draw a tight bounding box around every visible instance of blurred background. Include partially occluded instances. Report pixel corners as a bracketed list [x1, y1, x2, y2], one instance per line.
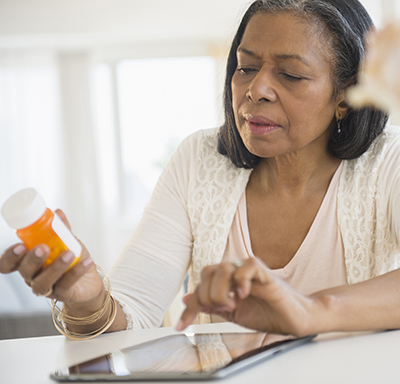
[0, 0, 399, 338]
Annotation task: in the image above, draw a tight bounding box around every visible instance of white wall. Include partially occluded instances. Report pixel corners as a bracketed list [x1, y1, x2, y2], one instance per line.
[0, 0, 251, 49]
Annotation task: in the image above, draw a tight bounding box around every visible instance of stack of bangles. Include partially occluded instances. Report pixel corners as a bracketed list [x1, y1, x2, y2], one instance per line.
[51, 265, 117, 340]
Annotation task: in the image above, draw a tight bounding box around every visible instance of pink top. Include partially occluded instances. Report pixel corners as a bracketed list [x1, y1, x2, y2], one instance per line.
[221, 161, 347, 296]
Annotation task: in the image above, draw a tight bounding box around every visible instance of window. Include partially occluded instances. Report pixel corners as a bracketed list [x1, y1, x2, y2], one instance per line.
[93, 56, 218, 227]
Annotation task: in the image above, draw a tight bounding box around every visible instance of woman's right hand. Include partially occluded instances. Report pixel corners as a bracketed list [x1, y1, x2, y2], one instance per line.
[177, 258, 317, 336]
[0, 209, 104, 306]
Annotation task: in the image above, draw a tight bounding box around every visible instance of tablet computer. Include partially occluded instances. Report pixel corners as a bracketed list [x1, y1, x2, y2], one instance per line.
[51, 332, 315, 381]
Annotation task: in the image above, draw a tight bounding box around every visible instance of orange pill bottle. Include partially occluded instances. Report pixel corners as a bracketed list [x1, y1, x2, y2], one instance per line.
[1, 188, 81, 268]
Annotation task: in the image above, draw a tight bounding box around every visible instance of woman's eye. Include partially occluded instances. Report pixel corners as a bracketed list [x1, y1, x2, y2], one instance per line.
[237, 67, 257, 75]
[281, 73, 303, 82]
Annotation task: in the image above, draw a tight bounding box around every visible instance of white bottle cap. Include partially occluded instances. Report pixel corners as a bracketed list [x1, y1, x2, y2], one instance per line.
[1, 188, 47, 230]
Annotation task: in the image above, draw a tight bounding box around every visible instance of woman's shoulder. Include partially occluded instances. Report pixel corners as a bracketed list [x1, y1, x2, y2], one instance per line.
[345, 125, 400, 168]
[174, 128, 237, 167]
[181, 127, 218, 143]
[174, 127, 250, 190]
[370, 125, 400, 153]
[163, 128, 230, 180]
[178, 128, 219, 152]
[341, 125, 400, 190]
[169, 128, 217, 158]
[337, 125, 400, 283]
[376, 124, 400, 143]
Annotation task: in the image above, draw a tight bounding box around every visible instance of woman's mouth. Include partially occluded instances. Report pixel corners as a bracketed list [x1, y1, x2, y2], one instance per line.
[245, 115, 281, 135]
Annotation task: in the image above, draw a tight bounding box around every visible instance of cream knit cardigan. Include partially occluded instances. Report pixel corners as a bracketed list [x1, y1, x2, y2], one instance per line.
[110, 126, 400, 328]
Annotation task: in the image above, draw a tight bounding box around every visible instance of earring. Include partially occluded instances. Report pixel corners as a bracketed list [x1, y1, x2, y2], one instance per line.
[337, 118, 342, 134]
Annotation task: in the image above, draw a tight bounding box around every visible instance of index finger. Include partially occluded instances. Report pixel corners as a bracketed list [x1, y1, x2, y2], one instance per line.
[175, 290, 204, 331]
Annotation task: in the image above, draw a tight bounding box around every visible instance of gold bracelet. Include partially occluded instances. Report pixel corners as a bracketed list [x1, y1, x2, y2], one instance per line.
[52, 293, 112, 325]
[52, 295, 117, 340]
[51, 265, 118, 340]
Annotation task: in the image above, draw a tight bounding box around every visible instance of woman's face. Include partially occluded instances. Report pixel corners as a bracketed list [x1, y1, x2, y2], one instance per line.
[232, 12, 345, 160]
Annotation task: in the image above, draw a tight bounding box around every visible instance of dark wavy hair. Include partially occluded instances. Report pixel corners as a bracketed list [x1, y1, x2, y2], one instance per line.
[218, 0, 389, 169]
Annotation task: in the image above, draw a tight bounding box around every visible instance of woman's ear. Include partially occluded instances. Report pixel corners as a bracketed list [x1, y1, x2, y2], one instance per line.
[336, 75, 357, 120]
[336, 99, 350, 120]
[335, 88, 351, 120]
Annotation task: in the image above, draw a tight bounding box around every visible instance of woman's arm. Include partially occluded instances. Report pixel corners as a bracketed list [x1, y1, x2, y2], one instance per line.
[309, 268, 400, 333]
[0, 131, 203, 334]
[177, 258, 400, 335]
[106, 132, 199, 329]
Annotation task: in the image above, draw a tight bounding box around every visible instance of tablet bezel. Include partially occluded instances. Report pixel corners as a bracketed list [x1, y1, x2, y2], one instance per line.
[50, 333, 315, 382]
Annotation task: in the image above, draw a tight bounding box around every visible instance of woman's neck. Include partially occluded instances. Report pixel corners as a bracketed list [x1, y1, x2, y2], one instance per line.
[250, 150, 341, 198]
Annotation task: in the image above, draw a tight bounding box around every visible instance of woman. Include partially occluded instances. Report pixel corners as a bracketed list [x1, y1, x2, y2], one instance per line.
[177, 1, 400, 334]
[0, 0, 398, 338]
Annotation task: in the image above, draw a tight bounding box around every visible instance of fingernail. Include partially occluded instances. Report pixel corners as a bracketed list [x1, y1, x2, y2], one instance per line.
[13, 244, 26, 256]
[61, 251, 74, 263]
[34, 247, 44, 258]
[82, 257, 94, 267]
[236, 287, 245, 299]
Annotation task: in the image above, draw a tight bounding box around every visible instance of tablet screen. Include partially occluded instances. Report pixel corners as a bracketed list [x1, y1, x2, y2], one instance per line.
[52, 332, 314, 381]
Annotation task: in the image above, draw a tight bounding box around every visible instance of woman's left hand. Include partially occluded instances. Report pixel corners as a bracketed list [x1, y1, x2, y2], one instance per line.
[176, 258, 318, 336]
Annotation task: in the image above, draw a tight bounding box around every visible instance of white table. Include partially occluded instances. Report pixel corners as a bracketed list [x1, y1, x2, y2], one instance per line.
[1, 323, 400, 384]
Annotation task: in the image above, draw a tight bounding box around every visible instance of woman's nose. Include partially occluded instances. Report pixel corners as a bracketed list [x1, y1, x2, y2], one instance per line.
[246, 69, 277, 104]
